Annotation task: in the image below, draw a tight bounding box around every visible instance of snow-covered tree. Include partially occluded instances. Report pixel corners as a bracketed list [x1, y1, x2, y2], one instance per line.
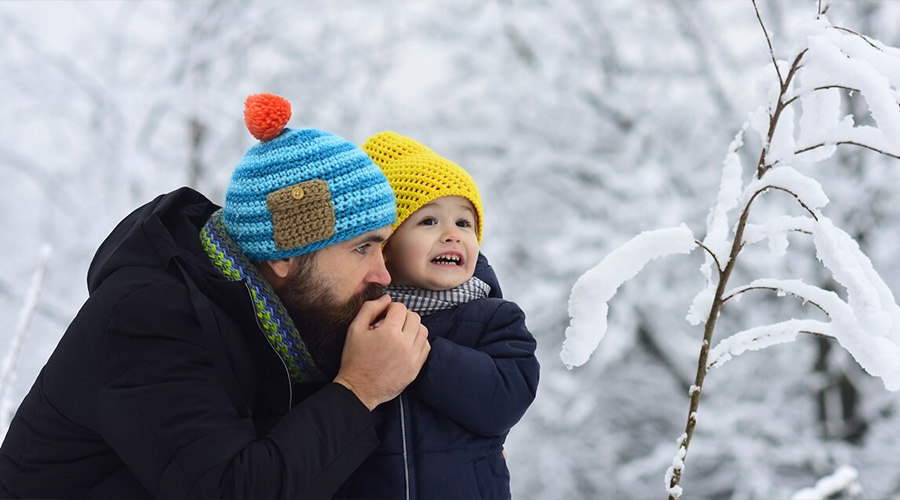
[562, 2, 900, 497]
[5, 1, 900, 498]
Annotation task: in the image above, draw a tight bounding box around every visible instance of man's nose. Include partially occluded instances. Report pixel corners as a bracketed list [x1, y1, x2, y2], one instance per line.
[368, 252, 391, 287]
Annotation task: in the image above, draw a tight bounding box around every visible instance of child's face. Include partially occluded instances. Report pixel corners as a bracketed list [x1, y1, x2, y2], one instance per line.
[383, 196, 479, 291]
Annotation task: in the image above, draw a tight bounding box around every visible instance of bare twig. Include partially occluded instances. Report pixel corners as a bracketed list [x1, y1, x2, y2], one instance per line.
[757, 50, 807, 177]
[799, 330, 834, 340]
[763, 186, 820, 221]
[752, 0, 782, 87]
[721, 285, 829, 315]
[831, 26, 879, 50]
[782, 85, 861, 107]
[695, 240, 724, 274]
[795, 141, 900, 162]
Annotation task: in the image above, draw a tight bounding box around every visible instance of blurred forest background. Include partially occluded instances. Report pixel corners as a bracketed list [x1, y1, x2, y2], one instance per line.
[2, 1, 900, 498]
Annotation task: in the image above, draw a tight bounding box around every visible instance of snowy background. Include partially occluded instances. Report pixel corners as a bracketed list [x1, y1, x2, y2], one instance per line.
[3, 1, 900, 498]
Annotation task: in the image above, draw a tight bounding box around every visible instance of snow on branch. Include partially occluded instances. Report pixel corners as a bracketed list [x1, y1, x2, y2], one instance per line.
[813, 216, 900, 390]
[707, 318, 832, 369]
[565, 6, 900, 497]
[791, 466, 863, 500]
[686, 129, 747, 327]
[788, 18, 900, 163]
[740, 166, 829, 216]
[703, 127, 747, 264]
[713, 278, 845, 372]
[560, 225, 696, 369]
[723, 277, 843, 313]
[707, 215, 900, 390]
[743, 215, 815, 257]
[0, 245, 52, 434]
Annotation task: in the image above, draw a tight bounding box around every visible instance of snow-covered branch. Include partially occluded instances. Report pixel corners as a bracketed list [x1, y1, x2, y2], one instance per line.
[813, 216, 900, 391]
[751, 0, 782, 87]
[791, 466, 864, 500]
[561, 225, 696, 369]
[739, 167, 829, 216]
[742, 216, 814, 257]
[562, 4, 900, 498]
[721, 279, 831, 313]
[708, 319, 833, 369]
[786, 19, 900, 163]
[0, 245, 52, 435]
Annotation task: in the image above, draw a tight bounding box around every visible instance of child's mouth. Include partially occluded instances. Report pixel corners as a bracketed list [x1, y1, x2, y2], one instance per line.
[431, 254, 462, 266]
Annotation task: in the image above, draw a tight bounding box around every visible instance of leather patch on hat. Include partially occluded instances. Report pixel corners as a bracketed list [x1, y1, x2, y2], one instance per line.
[267, 179, 335, 249]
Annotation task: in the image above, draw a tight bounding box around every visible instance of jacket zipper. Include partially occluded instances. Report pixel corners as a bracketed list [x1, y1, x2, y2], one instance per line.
[399, 393, 416, 500]
[243, 280, 293, 412]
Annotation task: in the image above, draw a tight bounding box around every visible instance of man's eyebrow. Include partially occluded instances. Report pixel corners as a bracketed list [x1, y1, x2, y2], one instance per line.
[351, 233, 388, 245]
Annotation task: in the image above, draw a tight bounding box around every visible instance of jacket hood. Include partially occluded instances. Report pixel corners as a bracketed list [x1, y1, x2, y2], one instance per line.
[87, 187, 219, 293]
[474, 252, 502, 299]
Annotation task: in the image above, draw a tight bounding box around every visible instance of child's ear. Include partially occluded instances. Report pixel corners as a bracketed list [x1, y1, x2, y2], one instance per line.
[381, 239, 395, 264]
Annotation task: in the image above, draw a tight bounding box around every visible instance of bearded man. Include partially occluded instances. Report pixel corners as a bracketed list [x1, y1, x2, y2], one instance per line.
[0, 94, 430, 499]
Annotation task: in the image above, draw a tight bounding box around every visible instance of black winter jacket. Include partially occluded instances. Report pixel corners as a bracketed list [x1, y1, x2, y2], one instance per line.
[0, 188, 379, 499]
[335, 258, 540, 500]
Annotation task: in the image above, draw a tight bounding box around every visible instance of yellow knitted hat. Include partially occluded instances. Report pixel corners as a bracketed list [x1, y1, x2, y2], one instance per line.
[362, 131, 483, 243]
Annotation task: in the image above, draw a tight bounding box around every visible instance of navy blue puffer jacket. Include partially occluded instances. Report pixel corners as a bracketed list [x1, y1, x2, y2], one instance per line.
[335, 256, 540, 500]
[0, 188, 378, 499]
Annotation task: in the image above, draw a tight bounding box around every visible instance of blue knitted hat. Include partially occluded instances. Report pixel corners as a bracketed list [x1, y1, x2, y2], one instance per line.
[223, 94, 396, 262]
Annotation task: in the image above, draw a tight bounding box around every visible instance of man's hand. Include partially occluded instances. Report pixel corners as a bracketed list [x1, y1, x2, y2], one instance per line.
[333, 295, 430, 410]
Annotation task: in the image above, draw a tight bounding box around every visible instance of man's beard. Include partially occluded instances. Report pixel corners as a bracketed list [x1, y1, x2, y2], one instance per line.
[276, 257, 384, 379]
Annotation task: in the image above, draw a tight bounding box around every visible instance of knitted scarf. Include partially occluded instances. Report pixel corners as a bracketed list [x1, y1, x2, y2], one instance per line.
[386, 277, 490, 316]
[199, 209, 325, 383]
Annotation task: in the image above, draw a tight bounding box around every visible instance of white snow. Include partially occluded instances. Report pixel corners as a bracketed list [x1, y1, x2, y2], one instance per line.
[708, 318, 831, 369]
[704, 127, 746, 262]
[686, 284, 715, 327]
[664, 444, 688, 499]
[813, 217, 900, 390]
[560, 225, 696, 369]
[743, 216, 815, 257]
[795, 66, 841, 163]
[767, 97, 797, 167]
[740, 166, 829, 214]
[790, 466, 860, 500]
[790, 19, 900, 159]
[704, 215, 900, 392]
[688, 127, 748, 327]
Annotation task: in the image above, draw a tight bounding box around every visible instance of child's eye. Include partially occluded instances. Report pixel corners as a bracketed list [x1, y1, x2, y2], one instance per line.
[419, 217, 437, 226]
[456, 219, 473, 228]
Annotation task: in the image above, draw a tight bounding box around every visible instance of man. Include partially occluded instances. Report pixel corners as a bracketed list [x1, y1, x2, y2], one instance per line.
[0, 93, 430, 499]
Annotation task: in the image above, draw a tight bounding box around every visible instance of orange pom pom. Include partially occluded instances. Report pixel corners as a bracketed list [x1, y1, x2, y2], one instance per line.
[244, 93, 292, 141]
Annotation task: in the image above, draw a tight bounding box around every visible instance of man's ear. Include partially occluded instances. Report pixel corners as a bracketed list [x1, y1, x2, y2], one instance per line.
[262, 258, 292, 279]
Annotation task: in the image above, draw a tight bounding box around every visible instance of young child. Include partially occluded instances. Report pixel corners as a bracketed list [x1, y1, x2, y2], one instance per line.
[334, 132, 540, 500]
